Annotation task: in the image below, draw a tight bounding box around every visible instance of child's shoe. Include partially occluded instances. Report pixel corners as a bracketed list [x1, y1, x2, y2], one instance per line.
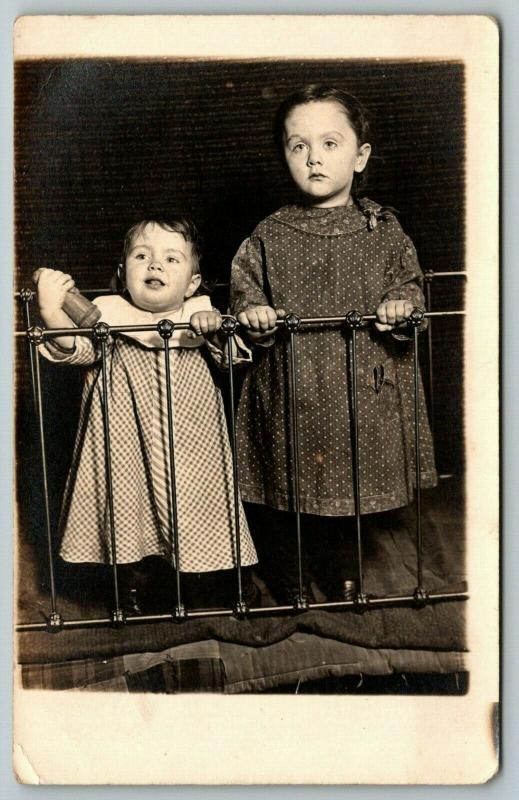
[277, 583, 316, 607]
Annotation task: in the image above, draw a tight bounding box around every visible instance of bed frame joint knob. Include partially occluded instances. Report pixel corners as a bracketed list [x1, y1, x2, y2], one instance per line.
[46, 611, 64, 632]
[284, 313, 301, 333]
[413, 587, 429, 606]
[345, 309, 363, 330]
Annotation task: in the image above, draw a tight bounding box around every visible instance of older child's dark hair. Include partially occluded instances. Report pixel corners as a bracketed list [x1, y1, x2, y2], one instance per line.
[273, 85, 372, 196]
[122, 217, 202, 276]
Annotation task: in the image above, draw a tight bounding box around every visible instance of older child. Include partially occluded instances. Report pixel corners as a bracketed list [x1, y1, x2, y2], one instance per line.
[37, 217, 258, 613]
[231, 85, 437, 604]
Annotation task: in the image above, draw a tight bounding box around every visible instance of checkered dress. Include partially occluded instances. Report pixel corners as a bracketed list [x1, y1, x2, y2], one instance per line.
[40, 295, 257, 572]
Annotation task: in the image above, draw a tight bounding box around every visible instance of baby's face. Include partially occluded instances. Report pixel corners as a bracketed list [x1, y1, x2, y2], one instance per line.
[124, 223, 201, 314]
[283, 100, 371, 207]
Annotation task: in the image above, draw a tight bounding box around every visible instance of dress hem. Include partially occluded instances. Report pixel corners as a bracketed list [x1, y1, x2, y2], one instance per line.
[239, 473, 438, 516]
[59, 551, 258, 571]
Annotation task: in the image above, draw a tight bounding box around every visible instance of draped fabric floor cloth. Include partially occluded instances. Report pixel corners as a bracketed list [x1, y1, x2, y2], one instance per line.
[18, 479, 467, 667]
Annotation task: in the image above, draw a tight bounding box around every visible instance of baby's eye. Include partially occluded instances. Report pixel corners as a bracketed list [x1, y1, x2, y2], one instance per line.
[134, 253, 148, 260]
[166, 256, 180, 264]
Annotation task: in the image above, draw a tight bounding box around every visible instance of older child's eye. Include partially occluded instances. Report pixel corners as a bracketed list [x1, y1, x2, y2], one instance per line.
[324, 140, 338, 149]
[134, 253, 148, 260]
[292, 142, 306, 153]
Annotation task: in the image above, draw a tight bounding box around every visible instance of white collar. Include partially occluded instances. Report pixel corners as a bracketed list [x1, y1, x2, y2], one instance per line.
[93, 294, 212, 349]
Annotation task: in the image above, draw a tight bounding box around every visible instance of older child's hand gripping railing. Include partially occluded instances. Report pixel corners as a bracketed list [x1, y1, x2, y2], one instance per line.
[157, 319, 187, 620]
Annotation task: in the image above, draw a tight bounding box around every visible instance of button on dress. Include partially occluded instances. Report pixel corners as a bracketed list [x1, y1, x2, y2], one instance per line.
[230, 199, 437, 517]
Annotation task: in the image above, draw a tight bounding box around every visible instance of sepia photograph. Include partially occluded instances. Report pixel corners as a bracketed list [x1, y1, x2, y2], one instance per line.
[12, 14, 499, 785]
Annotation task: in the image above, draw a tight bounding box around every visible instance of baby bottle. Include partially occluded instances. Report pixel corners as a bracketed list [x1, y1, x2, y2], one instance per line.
[32, 269, 102, 327]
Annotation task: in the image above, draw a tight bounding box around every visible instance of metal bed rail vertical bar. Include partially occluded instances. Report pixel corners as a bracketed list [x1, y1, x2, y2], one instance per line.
[284, 314, 306, 609]
[20, 290, 38, 410]
[27, 327, 62, 630]
[157, 319, 186, 619]
[345, 311, 366, 604]
[222, 319, 245, 612]
[409, 309, 428, 604]
[424, 274, 435, 440]
[93, 323, 124, 624]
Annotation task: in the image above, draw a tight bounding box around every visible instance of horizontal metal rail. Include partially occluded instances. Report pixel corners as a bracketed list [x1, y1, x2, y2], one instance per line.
[425, 271, 467, 279]
[16, 590, 469, 632]
[14, 309, 465, 339]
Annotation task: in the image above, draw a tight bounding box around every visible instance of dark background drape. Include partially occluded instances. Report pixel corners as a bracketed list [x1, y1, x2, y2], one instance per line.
[15, 58, 465, 537]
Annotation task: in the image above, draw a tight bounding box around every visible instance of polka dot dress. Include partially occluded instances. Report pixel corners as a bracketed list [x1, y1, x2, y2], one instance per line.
[230, 199, 437, 516]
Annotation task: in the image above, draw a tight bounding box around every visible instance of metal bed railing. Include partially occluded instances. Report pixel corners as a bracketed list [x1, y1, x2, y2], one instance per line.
[15, 273, 468, 632]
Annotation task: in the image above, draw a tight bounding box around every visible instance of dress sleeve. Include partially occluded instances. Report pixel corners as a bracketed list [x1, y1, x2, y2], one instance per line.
[229, 235, 278, 349]
[381, 233, 428, 336]
[382, 234, 426, 305]
[37, 295, 119, 364]
[229, 235, 270, 314]
[39, 332, 100, 365]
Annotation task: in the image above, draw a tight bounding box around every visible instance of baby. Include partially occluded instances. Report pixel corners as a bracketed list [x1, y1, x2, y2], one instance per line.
[36, 216, 259, 613]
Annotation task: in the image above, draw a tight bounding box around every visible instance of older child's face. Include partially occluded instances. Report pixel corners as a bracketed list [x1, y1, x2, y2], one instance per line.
[124, 223, 201, 313]
[283, 100, 371, 207]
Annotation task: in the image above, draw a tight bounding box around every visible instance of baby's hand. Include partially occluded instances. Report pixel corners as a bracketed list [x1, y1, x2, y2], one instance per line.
[236, 305, 285, 340]
[375, 300, 414, 332]
[189, 309, 223, 338]
[33, 268, 75, 317]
